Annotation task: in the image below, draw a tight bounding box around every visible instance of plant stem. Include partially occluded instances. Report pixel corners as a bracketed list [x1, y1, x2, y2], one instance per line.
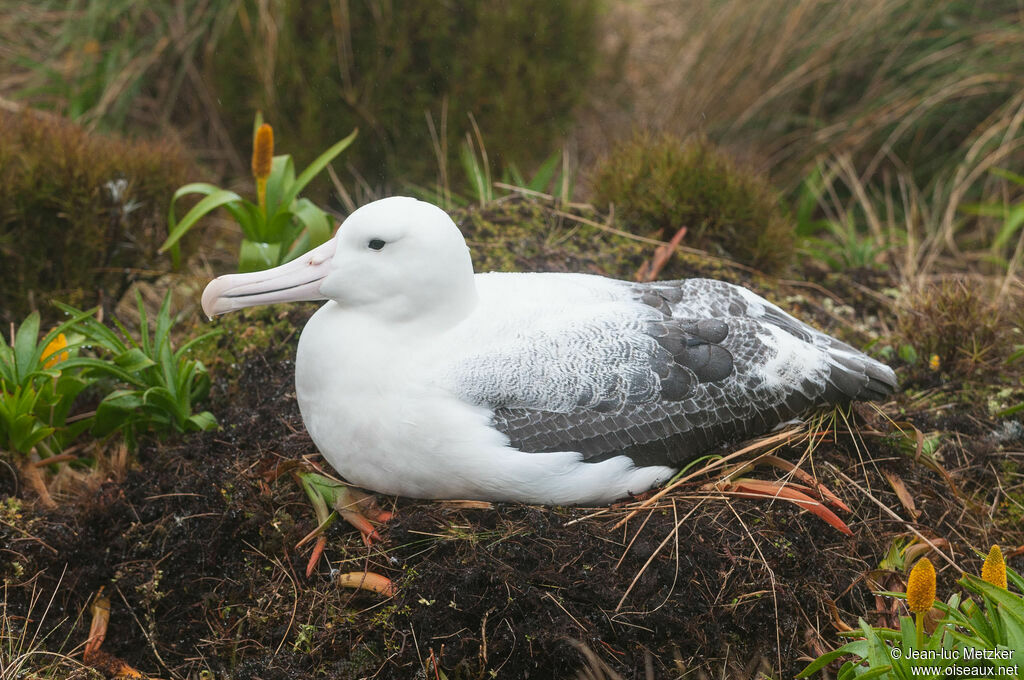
[257, 177, 268, 214]
[21, 451, 56, 509]
[914, 611, 924, 647]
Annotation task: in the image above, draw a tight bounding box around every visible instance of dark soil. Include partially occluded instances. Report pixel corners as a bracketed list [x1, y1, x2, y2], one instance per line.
[3, 206, 1023, 679]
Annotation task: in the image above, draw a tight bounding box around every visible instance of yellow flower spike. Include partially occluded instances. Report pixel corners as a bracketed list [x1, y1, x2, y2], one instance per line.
[252, 123, 274, 213]
[907, 557, 937, 613]
[928, 354, 940, 371]
[42, 333, 69, 369]
[907, 556, 936, 646]
[981, 545, 1007, 589]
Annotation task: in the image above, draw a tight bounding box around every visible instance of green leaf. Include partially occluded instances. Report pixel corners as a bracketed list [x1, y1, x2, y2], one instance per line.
[114, 348, 157, 373]
[225, 200, 265, 241]
[527, 150, 562, 193]
[265, 154, 297, 218]
[185, 411, 218, 432]
[93, 390, 144, 436]
[142, 386, 183, 423]
[10, 413, 55, 454]
[281, 129, 358, 209]
[991, 167, 1024, 187]
[961, 574, 1024, 623]
[161, 187, 245, 253]
[292, 198, 334, 246]
[13, 311, 41, 384]
[992, 203, 1024, 253]
[239, 240, 284, 272]
[797, 640, 871, 677]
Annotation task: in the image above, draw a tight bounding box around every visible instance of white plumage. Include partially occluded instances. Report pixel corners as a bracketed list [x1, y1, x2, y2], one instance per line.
[202, 197, 896, 505]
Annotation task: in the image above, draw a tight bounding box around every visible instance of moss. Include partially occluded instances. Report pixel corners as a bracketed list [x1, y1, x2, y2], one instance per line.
[0, 112, 196, 325]
[590, 133, 795, 274]
[207, 0, 598, 195]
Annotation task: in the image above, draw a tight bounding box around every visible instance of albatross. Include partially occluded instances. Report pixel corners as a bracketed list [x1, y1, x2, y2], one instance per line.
[202, 196, 896, 507]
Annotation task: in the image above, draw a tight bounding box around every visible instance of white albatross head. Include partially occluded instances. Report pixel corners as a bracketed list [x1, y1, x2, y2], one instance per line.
[201, 196, 478, 329]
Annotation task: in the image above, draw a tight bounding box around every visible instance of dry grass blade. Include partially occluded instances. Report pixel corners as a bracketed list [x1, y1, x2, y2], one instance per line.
[83, 590, 109, 660]
[613, 426, 806, 530]
[81, 588, 148, 679]
[838, 470, 961, 571]
[882, 470, 920, 519]
[615, 504, 702, 611]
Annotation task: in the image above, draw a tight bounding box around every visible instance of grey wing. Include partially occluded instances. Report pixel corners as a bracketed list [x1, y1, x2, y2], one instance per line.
[452, 279, 897, 467]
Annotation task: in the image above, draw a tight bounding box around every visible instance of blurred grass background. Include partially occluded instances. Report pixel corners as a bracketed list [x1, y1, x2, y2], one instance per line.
[1, 0, 1023, 285]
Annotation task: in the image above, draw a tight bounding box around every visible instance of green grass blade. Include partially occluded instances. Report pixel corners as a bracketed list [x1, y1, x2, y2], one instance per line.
[281, 129, 358, 208]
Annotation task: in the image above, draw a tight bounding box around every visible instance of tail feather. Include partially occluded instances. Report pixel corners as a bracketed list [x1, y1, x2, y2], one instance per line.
[825, 348, 897, 404]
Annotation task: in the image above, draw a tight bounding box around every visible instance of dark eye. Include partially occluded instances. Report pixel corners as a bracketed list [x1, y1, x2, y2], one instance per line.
[368, 238, 386, 251]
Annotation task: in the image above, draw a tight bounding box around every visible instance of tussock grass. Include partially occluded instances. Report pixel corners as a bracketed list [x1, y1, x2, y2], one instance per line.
[578, 0, 1024, 188]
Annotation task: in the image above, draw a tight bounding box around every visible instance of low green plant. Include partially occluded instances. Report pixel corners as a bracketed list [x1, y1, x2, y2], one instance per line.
[161, 119, 357, 272]
[0, 310, 96, 461]
[794, 167, 895, 271]
[799, 548, 1023, 680]
[590, 133, 794, 273]
[413, 139, 573, 210]
[0, 307, 102, 506]
[57, 292, 219, 448]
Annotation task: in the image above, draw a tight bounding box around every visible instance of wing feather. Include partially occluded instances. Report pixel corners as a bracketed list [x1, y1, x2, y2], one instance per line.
[445, 276, 896, 467]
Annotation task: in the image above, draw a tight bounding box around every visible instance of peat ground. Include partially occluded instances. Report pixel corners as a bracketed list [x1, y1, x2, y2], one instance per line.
[3, 198, 1023, 679]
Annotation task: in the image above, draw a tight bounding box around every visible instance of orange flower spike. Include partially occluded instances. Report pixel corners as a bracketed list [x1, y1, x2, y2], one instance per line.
[42, 333, 69, 369]
[981, 545, 1007, 589]
[906, 557, 936, 614]
[252, 123, 274, 213]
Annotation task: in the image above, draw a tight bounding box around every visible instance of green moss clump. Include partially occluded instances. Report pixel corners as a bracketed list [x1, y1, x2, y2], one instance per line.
[207, 0, 598, 194]
[590, 133, 795, 273]
[0, 112, 195, 325]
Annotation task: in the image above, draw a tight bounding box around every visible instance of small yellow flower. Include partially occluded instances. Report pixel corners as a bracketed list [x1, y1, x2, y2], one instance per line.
[928, 354, 940, 371]
[252, 123, 274, 181]
[907, 557, 936, 613]
[42, 333, 69, 369]
[981, 545, 1007, 589]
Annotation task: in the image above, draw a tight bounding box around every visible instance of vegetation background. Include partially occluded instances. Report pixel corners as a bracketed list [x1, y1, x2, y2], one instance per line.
[1, 1, 1022, 679]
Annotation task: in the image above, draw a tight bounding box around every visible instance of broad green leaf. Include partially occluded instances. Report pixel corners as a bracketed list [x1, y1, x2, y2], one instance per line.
[222, 200, 264, 241]
[13, 311, 41, 383]
[185, 411, 218, 431]
[292, 197, 334, 246]
[10, 412, 54, 453]
[93, 390, 144, 436]
[264, 210, 297, 248]
[265, 154, 296, 217]
[58, 357, 145, 388]
[239, 240, 283, 272]
[143, 386, 183, 423]
[797, 640, 870, 677]
[161, 187, 245, 253]
[114, 348, 156, 373]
